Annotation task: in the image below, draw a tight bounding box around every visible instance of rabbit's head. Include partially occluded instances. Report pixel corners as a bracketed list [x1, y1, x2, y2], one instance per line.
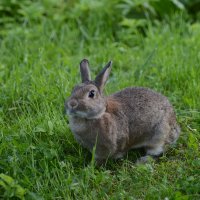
[65, 59, 112, 119]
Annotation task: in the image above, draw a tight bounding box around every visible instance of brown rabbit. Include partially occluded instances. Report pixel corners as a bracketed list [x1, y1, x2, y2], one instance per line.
[65, 59, 180, 165]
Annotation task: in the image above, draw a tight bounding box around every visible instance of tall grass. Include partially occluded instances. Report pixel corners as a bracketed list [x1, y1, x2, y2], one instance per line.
[0, 1, 200, 199]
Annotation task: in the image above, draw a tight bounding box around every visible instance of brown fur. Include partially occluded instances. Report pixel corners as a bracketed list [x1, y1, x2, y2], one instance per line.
[65, 60, 180, 164]
[106, 97, 121, 114]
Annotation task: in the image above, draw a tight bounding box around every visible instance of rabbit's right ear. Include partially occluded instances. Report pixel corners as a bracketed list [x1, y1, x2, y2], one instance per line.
[80, 59, 91, 83]
[95, 61, 112, 94]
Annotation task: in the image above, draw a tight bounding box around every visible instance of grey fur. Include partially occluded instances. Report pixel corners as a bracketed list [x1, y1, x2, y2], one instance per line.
[65, 60, 180, 165]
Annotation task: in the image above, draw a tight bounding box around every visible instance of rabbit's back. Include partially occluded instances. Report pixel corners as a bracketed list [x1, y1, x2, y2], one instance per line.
[112, 87, 172, 119]
[110, 87, 178, 149]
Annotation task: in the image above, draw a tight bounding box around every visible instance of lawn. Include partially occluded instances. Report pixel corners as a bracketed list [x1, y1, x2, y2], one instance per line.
[0, 1, 200, 199]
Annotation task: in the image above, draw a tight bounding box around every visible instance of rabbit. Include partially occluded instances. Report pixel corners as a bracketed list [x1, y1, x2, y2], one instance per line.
[65, 59, 180, 165]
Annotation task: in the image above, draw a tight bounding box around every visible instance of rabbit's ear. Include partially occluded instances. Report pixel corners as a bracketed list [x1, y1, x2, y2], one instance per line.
[80, 59, 91, 82]
[95, 61, 112, 93]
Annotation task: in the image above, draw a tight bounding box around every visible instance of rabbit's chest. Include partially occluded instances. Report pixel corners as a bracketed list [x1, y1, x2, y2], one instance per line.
[69, 117, 98, 149]
[69, 117, 87, 133]
[69, 117, 94, 134]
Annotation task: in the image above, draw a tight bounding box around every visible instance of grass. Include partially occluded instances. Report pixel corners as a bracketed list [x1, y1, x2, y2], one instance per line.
[0, 10, 200, 200]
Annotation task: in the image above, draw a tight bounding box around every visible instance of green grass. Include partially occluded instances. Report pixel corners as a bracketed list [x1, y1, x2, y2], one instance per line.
[0, 10, 200, 200]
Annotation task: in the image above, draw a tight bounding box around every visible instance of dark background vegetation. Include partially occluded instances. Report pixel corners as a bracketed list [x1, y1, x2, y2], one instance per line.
[1, 0, 200, 37]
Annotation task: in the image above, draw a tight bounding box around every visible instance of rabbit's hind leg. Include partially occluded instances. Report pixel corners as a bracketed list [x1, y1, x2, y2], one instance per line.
[136, 144, 164, 164]
[145, 144, 164, 157]
[142, 118, 171, 158]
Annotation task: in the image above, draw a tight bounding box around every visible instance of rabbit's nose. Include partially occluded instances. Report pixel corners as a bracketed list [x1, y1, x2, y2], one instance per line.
[68, 100, 78, 109]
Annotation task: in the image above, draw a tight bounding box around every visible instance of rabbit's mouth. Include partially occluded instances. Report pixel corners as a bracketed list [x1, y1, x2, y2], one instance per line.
[67, 108, 77, 115]
[67, 108, 88, 118]
[67, 107, 106, 119]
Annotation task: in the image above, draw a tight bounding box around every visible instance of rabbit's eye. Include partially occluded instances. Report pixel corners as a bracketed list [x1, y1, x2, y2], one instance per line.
[88, 90, 95, 98]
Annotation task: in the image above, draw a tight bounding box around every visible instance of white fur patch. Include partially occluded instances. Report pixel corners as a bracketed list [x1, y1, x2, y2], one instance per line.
[146, 146, 163, 156]
[75, 111, 88, 118]
[67, 110, 88, 118]
[130, 142, 148, 149]
[114, 152, 125, 159]
[67, 108, 106, 120]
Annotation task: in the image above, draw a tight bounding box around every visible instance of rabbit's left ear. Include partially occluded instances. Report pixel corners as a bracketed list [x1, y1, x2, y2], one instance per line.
[80, 59, 91, 83]
[95, 61, 112, 93]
